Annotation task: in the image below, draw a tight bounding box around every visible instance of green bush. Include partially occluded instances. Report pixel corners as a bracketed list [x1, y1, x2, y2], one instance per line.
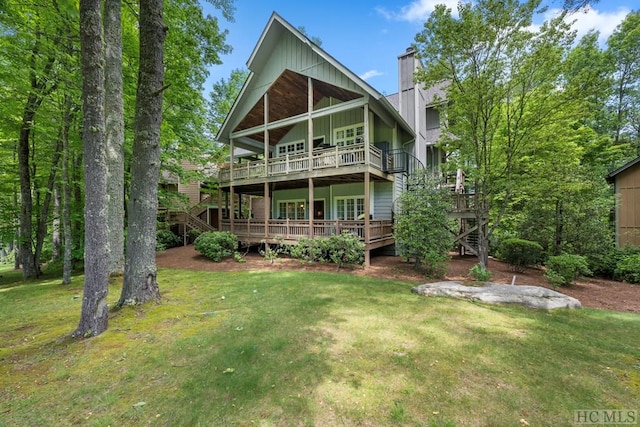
[156, 229, 180, 251]
[288, 237, 325, 264]
[614, 254, 640, 283]
[589, 246, 640, 279]
[193, 231, 238, 262]
[469, 263, 492, 282]
[326, 232, 365, 268]
[422, 251, 450, 279]
[544, 254, 591, 288]
[188, 228, 202, 244]
[287, 232, 364, 268]
[498, 238, 543, 273]
[394, 170, 454, 270]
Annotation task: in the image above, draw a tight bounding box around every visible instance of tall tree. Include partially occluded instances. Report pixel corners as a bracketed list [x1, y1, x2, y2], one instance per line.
[118, 0, 166, 306]
[104, 0, 125, 276]
[74, 0, 109, 337]
[414, 0, 577, 267]
[607, 11, 640, 147]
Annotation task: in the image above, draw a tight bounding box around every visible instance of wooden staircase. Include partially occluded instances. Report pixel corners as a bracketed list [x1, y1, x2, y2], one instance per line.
[166, 195, 217, 245]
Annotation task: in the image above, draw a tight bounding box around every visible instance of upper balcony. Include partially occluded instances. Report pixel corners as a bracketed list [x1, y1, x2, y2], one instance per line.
[218, 143, 390, 186]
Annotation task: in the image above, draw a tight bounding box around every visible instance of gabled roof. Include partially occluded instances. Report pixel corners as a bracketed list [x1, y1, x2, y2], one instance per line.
[606, 156, 640, 183]
[217, 12, 414, 148]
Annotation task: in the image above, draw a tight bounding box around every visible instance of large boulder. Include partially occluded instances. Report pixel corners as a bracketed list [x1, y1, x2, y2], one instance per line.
[412, 281, 581, 309]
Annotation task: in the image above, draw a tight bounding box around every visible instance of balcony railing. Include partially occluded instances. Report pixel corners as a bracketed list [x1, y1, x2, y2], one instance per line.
[218, 143, 384, 184]
[220, 219, 393, 244]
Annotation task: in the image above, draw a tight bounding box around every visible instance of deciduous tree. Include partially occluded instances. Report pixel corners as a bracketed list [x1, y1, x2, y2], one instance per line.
[74, 0, 109, 337]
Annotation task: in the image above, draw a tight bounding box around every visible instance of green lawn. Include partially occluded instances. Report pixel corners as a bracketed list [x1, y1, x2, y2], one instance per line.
[0, 266, 638, 426]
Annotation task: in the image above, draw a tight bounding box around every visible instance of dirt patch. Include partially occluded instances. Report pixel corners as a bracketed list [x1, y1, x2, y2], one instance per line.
[156, 245, 640, 313]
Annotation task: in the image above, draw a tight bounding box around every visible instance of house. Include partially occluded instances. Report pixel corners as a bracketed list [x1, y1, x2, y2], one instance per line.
[214, 13, 471, 264]
[607, 156, 640, 247]
[213, 13, 448, 264]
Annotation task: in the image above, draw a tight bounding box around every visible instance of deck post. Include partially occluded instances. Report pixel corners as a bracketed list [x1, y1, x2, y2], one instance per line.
[308, 177, 314, 239]
[364, 171, 371, 266]
[217, 188, 222, 231]
[230, 185, 235, 234]
[264, 182, 269, 238]
[364, 103, 370, 166]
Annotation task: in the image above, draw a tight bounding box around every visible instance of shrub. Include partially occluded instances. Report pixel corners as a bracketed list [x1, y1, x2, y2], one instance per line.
[544, 254, 591, 288]
[498, 238, 543, 273]
[259, 240, 287, 264]
[394, 170, 454, 270]
[326, 232, 365, 268]
[188, 228, 202, 244]
[423, 251, 450, 279]
[288, 237, 325, 264]
[589, 246, 640, 279]
[194, 231, 238, 262]
[156, 229, 180, 251]
[614, 254, 640, 283]
[469, 263, 492, 282]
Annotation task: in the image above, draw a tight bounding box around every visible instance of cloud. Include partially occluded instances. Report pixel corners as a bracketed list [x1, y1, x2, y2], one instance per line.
[359, 70, 384, 81]
[531, 6, 630, 45]
[376, 0, 458, 23]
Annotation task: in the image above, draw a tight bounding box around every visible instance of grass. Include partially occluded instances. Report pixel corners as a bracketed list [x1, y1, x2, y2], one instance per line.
[0, 263, 639, 426]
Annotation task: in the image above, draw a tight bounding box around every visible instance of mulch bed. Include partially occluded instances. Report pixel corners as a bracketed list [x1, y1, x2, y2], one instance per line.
[156, 245, 640, 313]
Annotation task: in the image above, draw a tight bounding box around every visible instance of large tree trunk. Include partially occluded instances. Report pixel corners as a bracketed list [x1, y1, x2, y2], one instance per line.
[74, 0, 109, 338]
[119, 0, 165, 306]
[104, 0, 125, 276]
[52, 185, 61, 261]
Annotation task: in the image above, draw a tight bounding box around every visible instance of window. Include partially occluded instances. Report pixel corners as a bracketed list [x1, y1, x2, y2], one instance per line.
[334, 124, 364, 146]
[335, 196, 365, 220]
[426, 107, 440, 130]
[275, 140, 306, 157]
[278, 200, 306, 220]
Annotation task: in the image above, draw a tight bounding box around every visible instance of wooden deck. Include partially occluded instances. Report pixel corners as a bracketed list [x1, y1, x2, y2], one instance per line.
[218, 143, 388, 184]
[220, 218, 394, 248]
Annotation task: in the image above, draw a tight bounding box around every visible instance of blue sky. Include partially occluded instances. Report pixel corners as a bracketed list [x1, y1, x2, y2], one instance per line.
[203, 0, 635, 96]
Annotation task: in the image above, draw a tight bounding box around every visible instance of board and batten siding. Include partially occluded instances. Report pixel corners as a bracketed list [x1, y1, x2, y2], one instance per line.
[230, 30, 365, 133]
[373, 181, 393, 220]
[615, 166, 640, 247]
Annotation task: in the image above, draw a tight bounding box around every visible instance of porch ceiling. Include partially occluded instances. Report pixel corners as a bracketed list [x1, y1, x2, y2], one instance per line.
[235, 70, 362, 146]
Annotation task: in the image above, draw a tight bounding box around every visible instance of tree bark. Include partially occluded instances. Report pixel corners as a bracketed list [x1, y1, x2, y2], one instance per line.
[119, 0, 165, 306]
[104, 0, 125, 276]
[74, 0, 109, 337]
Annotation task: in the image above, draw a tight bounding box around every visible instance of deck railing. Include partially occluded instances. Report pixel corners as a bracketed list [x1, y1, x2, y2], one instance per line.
[218, 144, 383, 183]
[220, 219, 393, 244]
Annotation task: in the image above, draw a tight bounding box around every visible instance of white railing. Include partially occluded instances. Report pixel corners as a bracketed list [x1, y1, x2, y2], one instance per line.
[218, 143, 385, 183]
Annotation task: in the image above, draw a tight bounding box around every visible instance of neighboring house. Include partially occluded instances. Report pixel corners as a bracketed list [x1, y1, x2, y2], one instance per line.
[607, 156, 640, 247]
[214, 12, 456, 264]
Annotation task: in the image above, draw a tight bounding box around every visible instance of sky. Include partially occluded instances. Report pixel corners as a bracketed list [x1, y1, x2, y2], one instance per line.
[202, 0, 636, 97]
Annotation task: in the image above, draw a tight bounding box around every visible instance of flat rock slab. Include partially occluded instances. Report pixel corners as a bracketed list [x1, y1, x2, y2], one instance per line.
[412, 281, 582, 310]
